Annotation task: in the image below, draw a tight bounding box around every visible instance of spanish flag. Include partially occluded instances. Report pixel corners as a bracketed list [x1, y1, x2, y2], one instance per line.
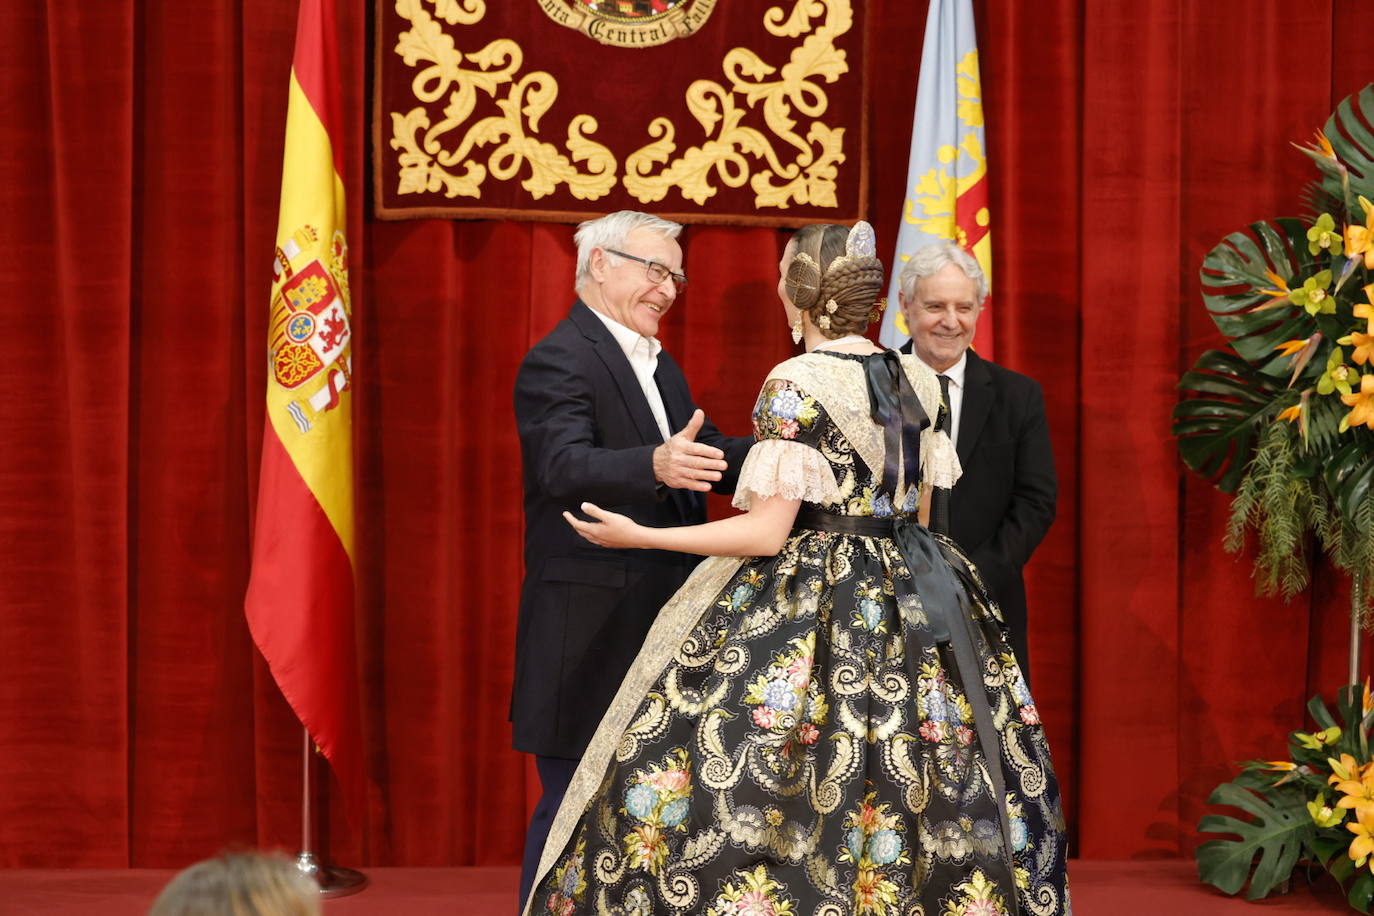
[879, 0, 993, 357]
[245, 0, 363, 812]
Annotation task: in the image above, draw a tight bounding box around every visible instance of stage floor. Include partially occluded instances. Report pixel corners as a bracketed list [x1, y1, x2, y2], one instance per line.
[1, 861, 1348, 914]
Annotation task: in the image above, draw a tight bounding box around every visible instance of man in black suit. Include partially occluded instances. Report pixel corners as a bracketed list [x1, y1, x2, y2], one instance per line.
[897, 242, 1056, 679]
[511, 211, 751, 906]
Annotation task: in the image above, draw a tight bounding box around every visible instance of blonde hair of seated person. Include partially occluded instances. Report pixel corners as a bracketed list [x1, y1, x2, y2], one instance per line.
[146, 851, 320, 916]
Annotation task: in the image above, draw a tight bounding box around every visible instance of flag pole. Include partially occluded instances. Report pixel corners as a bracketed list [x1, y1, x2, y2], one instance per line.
[295, 727, 367, 897]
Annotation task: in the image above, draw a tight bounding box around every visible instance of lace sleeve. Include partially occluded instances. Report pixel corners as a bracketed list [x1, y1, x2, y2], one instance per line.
[731, 439, 843, 510]
[921, 426, 961, 490]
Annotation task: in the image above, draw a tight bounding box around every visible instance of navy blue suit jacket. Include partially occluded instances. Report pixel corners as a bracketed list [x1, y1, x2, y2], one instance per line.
[511, 301, 752, 758]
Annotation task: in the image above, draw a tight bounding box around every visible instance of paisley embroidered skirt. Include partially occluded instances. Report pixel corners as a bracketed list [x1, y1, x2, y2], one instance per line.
[528, 524, 1071, 916]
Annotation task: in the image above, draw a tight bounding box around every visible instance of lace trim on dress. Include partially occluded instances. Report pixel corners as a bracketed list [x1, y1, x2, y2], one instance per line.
[922, 426, 961, 490]
[761, 352, 961, 505]
[731, 439, 843, 510]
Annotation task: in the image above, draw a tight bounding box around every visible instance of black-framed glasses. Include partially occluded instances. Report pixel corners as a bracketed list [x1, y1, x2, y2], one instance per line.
[606, 249, 688, 291]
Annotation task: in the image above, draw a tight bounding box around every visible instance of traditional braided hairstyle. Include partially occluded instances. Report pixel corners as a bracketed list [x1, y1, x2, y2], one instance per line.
[783, 223, 886, 338]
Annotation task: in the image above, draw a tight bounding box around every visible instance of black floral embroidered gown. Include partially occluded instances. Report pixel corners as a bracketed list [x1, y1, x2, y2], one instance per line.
[527, 351, 1071, 916]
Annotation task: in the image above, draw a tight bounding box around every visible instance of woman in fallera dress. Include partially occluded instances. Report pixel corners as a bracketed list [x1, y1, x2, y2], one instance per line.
[526, 222, 1071, 916]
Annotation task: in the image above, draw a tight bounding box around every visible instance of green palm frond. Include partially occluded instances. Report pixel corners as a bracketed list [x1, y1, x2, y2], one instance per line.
[1312, 84, 1374, 205]
[1173, 349, 1288, 493]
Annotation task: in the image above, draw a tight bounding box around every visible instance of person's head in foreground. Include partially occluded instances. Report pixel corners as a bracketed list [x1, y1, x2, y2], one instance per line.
[146, 850, 320, 916]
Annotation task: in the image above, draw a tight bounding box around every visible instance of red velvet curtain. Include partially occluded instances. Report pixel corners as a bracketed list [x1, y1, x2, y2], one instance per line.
[3, 0, 1374, 870]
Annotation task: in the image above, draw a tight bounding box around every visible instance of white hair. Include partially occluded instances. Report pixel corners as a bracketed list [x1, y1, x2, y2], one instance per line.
[897, 242, 988, 305]
[573, 211, 683, 291]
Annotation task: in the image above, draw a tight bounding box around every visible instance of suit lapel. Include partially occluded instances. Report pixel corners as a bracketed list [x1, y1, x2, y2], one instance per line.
[654, 355, 692, 433]
[571, 301, 664, 447]
[956, 350, 994, 466]
[654, 355, 704, 520]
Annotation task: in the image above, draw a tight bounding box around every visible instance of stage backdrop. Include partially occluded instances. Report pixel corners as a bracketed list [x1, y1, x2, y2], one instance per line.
[2, 0, 1374, 871]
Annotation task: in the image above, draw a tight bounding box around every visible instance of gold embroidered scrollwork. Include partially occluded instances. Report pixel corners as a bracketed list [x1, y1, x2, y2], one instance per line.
[382, 0, 858, 212]
[624, 0, 852, 209]
[388, 0, 617, 201]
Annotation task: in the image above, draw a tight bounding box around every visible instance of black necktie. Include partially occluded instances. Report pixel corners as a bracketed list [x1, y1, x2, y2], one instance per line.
[929, 374, 952, 535]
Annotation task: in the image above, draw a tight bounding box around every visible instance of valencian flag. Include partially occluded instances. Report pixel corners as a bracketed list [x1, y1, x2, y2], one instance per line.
[879, 0, 993, 356]
[245, 0, 364, 812]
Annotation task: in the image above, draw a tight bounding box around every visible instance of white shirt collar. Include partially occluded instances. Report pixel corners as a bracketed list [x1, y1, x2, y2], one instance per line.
[938, 351, 968, 388]
[589, 306, 661, 364]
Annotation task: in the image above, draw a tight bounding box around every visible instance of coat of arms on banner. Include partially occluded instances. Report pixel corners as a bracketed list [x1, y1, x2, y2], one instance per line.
[535, 0, 717, 47]
[372, 0, 866, 225]
[270, 228, 352, 433]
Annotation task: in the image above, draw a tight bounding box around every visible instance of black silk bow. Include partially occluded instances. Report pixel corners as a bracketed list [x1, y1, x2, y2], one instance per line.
[862, 350, 928, 500]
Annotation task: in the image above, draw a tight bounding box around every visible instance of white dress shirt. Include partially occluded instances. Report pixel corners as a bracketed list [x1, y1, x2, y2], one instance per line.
[590, 308, 672, 441]
[939, 352, 968, 452]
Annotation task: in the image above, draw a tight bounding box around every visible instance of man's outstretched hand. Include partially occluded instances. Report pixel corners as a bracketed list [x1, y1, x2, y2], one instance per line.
[653, 409, 727, 492]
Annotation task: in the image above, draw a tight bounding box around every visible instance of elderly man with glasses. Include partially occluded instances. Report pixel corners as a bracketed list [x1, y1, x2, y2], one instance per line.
[510, 210, 752, 908]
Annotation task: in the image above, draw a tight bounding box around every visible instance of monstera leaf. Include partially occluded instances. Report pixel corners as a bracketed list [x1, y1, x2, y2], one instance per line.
[1196, 782, 1314, 900]
[1200, 218, 1337, 372]
[1174, 349, 1287, 493]
[1308, 84, 1374, 205]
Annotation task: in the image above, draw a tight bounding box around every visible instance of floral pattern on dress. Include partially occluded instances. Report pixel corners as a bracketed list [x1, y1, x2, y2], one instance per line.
[742, 632, 830, 770]
[544, 833, 587, 916]
[618, 748, 693, 875]
[706, 864, 797, 916]
[530, 354, 1070, 916]
[942, 869, 1012, 916]
[839, 788, 911, 915]
[755, 380, 821, 442]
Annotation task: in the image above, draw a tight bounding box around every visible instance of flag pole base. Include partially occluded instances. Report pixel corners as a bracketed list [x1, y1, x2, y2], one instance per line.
[297, 851, 368, 899]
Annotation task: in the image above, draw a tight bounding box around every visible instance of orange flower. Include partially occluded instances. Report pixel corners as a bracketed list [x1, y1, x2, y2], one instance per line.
[1341, 374, 1374, 432]
[1336, 769, 1374, 820]
[1276, 405, 1302, 423]
[1348, 331, 1374, 366]
[1346, 197, 1374, 270]
[1351, 808, 1374, 870]
[1251, 268, 1293, 312]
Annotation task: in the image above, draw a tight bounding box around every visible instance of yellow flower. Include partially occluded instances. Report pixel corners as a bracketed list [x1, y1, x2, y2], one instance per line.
[1342, 330, 1374, 366]
[1331, 753, 1362, 784]
[1276, 405, 1301, 423]
[1350, 808, 1374, 870]
[1263, 760, 1299, 770]
[1297, 727, 1342, 749]
[1334, 762, 1374, 819]
[1346, 196, 1374, 271]
[1275, 339, 1309, 357]
[1357, 287, 1374, 333]
[1340, 374, 1374, 432]
[1310, 793, 1346, 828]
[1309, 213, 1344, 256]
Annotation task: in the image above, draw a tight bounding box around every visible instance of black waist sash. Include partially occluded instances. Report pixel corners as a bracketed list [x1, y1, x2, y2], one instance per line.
[791, 505, 1021, 912]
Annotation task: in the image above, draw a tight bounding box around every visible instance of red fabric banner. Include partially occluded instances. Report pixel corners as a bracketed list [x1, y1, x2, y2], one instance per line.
[371, 0, 869, 225]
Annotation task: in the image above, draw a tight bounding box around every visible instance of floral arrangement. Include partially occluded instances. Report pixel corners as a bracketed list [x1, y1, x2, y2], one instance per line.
[1196, 684, 1374, 909]
[1173, 84, 1374, 606]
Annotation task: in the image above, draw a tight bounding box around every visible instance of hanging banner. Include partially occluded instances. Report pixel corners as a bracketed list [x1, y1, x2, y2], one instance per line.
[878, 0, 993, 357]
[372, 0, 867, 225]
